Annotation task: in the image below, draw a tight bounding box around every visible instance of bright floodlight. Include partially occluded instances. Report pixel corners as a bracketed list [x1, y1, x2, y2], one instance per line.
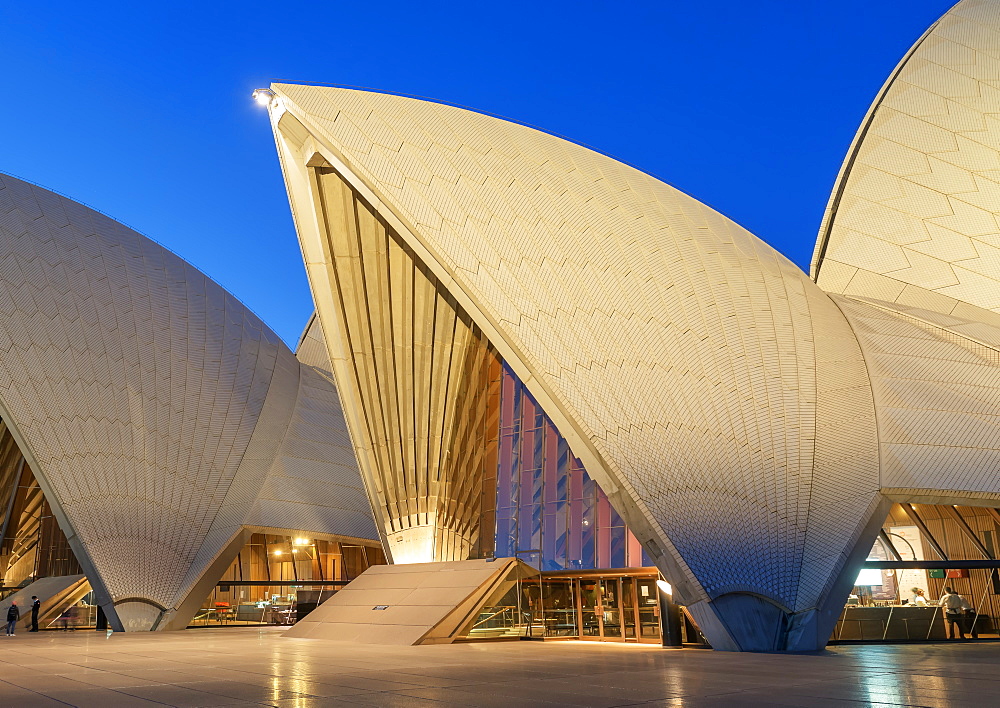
[656, 579, 672, 596]
[252, 88, 274, 107]
[855, 568, 883, 586]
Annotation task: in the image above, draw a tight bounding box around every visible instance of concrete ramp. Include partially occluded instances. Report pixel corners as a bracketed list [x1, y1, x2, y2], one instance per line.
[285, 558, 527, 645]
[2, 574, 89, 631]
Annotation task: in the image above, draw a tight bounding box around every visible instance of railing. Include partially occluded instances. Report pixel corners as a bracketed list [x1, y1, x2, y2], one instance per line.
[471, 605, 517, 630]
[45, 604, 97, 630]
[831, 604, 997, 641]
[466, 605, 528, 638]
[188, 603, 307, 627]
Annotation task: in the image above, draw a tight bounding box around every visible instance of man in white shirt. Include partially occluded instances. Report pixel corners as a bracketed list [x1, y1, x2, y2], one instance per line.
[939, 586, 967, 639]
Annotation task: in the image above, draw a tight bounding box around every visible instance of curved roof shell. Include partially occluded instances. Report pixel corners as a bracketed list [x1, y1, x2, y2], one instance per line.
[0, 174, 376, 630]
[814, 0, 1000, 321]
[268, 84, 883, 651]
[812, 0, 1000, 519]
[832, 294, 1000, 502]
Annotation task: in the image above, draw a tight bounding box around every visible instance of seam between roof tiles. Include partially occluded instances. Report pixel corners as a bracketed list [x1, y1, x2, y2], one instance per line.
[825, 296, 885, 496]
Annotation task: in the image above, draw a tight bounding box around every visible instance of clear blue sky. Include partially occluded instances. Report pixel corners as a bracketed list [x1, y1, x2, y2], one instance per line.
[2, 1, 952, 346]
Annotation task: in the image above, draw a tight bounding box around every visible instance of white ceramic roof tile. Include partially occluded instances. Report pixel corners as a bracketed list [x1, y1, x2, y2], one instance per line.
[834, 294, 1000, 496]
[250, 315, 378, 541]
[815, 0, 1000, 318]
[271, 83, 884, 646]
[0, 174, 377, 629]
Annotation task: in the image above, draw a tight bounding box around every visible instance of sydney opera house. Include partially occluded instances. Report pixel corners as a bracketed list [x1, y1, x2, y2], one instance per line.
[3, 0, 1000, 651]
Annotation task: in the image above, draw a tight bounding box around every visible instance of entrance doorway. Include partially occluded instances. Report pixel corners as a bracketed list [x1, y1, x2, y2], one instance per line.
[503, 570, 661, 643]
[576, 575, 660, 642]
[462, 568, 666, 643]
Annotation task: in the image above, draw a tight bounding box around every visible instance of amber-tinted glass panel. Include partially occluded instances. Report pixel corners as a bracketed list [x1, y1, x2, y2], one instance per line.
[621, 577, 637, 639]
[635, 578, 661, 639]
[192, 534, 386, 627]
[600, 579, 622, 638]
[0, 425, 83, 590]
[540, 578, 577, 637]
[579, 579, 601, 637]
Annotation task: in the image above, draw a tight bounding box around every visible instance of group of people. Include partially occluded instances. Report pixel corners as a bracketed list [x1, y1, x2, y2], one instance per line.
[4, 596, 41, 636]
[912, 586, 979, 639]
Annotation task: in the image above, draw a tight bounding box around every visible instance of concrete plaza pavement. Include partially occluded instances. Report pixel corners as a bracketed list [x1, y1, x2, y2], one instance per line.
[0, 627, 996, 707]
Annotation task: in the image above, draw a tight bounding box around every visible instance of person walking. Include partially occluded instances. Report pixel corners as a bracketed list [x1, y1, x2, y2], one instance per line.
[939, 586, 967, 639]
[57, 607, 71, 631]
[961, 595, 979, 639]
[5, 601, 19, 636]
[29, 596, 40, 632]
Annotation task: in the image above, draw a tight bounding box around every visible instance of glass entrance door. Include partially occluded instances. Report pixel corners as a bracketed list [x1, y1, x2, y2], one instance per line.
[574, 576, 655, 641]
[579, 578, 603, 638]
[599, 579, 622, 638]
[634, 577, 661, 642]
[621, 577, 637, 640]
[461, 571, 665, 642]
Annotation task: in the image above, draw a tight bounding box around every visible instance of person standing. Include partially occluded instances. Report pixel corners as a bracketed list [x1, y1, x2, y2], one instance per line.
[961, 595, 979, 639]
[939, 586, 967, 639]
[5, 601, 19, 636]
[29, 596, 40, 632]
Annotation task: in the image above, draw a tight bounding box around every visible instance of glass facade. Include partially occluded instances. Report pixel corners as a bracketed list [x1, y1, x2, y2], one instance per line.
[0, 433, 83, 590]
[191, 533, 386, 627]
[460, 566, 664, 643]
[0, 422, 98, 632]
[833, 503, 1000, 642]
[493, 365, 651, 571]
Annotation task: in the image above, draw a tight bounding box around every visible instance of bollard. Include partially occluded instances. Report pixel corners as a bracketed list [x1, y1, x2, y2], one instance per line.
[657, 580, 683, 647]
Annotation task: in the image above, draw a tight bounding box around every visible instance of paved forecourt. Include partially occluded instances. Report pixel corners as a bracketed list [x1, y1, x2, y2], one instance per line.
[0, 627, 998, 707]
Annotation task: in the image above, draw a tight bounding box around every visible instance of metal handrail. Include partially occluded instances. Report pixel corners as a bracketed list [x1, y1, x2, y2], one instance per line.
[471, 606, 516, 629]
